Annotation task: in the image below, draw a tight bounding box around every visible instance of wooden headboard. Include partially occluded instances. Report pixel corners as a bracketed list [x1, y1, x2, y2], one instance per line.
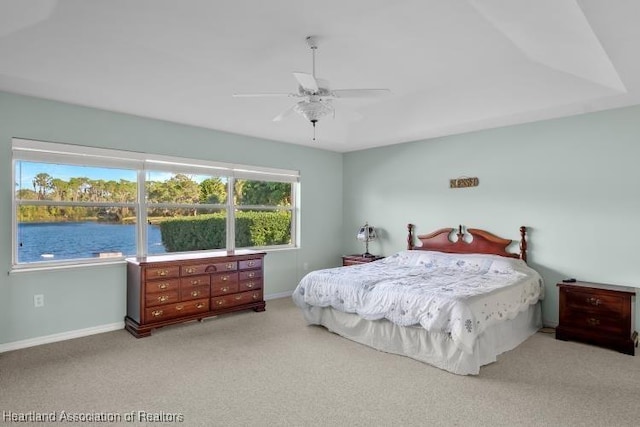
[407, 224, 528, 262]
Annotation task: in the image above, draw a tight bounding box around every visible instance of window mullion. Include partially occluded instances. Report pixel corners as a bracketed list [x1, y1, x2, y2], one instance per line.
[227, 177, 235, 253]
[137, 169, 147, 257]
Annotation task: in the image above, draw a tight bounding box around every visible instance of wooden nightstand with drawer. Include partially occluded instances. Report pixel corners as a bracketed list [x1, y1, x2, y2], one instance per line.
[556, 281, 637, 355]
[342, 254, 384, 266]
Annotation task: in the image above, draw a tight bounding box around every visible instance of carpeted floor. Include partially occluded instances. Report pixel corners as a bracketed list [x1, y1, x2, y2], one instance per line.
[1, 297, 639, 426]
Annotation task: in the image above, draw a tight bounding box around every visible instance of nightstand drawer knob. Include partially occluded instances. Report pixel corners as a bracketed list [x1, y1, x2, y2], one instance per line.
[587, 317, 600, 326]
[586, 297, 601, 306]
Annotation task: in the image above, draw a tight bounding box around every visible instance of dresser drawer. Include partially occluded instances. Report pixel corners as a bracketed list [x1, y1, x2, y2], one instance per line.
[145, 266, 180, 280]
[145, 290, 180, 307]
[211, 281, 239, 296]
[564, 288, 625, 318]
[213, 261, 238, 272]
[239, 258, 262, 270]
[211, 290, 263, 310]
[239, 270, 262, 281]
[180, 275, 211, 288]
[145, 278, 180, 294]
[180, 285, 210, 301]
[211, 272, 238, 286]
[239, 279, 262, 292]
[144, 299, 209, 323]
[180, 261, 238, 276]
[560, 310, 626, 336]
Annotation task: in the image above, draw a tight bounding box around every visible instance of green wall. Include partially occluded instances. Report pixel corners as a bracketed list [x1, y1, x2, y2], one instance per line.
[343, 105, 640, 330]
[0, 91, 343, 345]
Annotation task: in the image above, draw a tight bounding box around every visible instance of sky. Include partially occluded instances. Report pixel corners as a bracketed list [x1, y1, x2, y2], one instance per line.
[16, 161, 220, 191]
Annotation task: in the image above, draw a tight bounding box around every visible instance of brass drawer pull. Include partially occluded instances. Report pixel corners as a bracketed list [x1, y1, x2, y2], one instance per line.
[190, 280, 199, 286]
[587, 318, 600, 326]
[248, 272, 255, 278]
[185, 267, 196, 274]
[252, 293, 259, 300]
[196, 303, 205, 309]
[222, 276, 228, 282]
[152, 310, 163, 317]
[246, 282, 254, 289]
[191, 290, 199, 297]
[248, 261, 256, 267]
[586, 297, 601, 306]
[175, 305, 184, 311]
[158, 283, 168, 290]
[157, 295, 169, 302]
[156, 269, 168, 277]
[221, 287, 229, 292]
[226, 263, 234, 270]
[235, 296, 243, 301]
[216, 300, 225, 306]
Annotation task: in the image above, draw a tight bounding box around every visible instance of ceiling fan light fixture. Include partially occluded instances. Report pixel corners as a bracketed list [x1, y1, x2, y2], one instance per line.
[292, 100, 333, 123]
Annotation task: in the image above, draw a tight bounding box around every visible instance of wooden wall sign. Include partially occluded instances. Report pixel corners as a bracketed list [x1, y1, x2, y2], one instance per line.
[450, 177, 479, 189]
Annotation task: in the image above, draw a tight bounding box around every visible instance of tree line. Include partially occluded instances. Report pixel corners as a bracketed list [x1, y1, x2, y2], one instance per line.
[18, 172, 291, 223]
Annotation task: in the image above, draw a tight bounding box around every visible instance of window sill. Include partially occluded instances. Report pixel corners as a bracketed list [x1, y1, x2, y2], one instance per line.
[9, 259, 127, 275]
[9, 246, 300, 274]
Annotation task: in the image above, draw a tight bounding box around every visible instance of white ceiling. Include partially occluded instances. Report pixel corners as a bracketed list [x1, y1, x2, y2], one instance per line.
[1, 0, 639, 153]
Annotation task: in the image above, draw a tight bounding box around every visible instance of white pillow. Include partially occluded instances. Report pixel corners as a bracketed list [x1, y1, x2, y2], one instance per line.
[382, 250, 425, 266]
[488, 257, 521, 274]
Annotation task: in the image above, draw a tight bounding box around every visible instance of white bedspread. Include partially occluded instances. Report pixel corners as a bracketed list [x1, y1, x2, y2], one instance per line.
[292, 250, 544, 355]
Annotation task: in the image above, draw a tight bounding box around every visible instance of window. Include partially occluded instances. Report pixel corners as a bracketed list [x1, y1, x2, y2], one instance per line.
[234, 179, 293, 248]
[11, 139, 299, 268]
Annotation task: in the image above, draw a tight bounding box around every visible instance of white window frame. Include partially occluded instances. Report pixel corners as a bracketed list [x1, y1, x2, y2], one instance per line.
[11, 138, 300, 270]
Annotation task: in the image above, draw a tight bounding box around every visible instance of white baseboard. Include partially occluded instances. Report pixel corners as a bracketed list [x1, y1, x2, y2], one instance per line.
[0, 322, 124, 354]
[265, 290, 293, 300]
[2, 292, 293, 353]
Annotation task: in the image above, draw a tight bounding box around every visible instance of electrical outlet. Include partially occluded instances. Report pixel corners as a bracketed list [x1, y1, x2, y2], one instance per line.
[303, 262, 309, 271]
[34, 294, 44, 308]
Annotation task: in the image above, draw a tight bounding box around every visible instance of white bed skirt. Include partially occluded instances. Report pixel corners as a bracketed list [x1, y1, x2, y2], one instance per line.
[300, 303, 542, 375]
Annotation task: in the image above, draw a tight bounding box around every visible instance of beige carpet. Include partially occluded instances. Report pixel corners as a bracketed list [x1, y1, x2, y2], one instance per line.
[1, 297, 639, 426]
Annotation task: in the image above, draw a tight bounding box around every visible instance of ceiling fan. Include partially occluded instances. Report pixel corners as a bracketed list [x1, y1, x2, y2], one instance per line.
[233, 36, 390, 140]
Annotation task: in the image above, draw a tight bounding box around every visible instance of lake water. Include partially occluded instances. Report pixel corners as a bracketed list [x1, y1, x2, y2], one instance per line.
[17, 222, 167, 263]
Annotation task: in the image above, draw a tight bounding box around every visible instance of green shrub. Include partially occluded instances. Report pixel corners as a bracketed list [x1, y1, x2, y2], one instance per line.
[159, 211, 291, 252]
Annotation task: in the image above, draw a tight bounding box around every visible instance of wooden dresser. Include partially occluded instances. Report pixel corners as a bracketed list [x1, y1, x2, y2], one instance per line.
[556, 281, 637, 355]
[125, 250, 265, 338]
[342, 254, 385, 266]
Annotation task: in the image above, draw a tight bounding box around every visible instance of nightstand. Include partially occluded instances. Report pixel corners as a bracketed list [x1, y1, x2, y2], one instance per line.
[556, 281, 637, 355]
[342, 254, 385, 266]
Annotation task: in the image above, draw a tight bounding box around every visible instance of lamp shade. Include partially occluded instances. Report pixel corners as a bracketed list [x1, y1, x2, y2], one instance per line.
[356, 223, 377, 242]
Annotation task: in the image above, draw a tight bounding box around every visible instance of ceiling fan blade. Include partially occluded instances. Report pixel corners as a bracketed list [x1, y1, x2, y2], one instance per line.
[273, 104, 297, 122]
[293, 72, 319, 93]
[331, 89, 391, 98]
[232, 93, 294, 98]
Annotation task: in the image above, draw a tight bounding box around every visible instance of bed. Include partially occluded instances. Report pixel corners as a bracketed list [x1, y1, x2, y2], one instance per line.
[292, 224, 544, 375]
